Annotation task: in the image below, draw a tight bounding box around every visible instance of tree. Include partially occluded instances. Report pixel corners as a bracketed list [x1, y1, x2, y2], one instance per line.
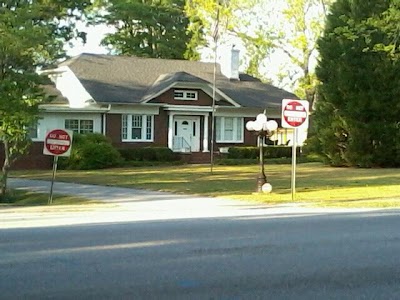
[96, 0, 204, 59]
[0, 0, 91, 198]
[185, 0, 333, 103]
[185, 0, 265, 77]
[313, 0, 400, 167]
[278, 0, 334, 103]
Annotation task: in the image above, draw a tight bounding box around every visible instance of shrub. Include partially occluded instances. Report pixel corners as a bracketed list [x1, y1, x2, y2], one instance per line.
[227, 147, 258, 159]
[59, 133, 122, 170]
[118, 147, 179, 162]
[227, 146, 299, 159]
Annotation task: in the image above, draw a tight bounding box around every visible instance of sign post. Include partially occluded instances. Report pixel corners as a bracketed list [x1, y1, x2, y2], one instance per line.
[281, 99, 309, 201]
[43, 129, 73, 204]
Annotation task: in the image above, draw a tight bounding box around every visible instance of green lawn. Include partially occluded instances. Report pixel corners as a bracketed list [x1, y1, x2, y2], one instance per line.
[0, 190, 98, 206]
[11, 162, 400, 208]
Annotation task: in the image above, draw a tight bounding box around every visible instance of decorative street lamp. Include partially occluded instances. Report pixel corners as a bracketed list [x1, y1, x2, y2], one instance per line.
[246, 113, 278, 193]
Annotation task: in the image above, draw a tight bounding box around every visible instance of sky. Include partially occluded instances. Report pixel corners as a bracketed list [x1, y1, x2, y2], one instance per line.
[65, 23, 114, 56]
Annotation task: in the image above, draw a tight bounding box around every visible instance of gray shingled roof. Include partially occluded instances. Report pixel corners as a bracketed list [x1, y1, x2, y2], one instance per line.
[41, 84, 68, 105]
[61, 53, 298, 108]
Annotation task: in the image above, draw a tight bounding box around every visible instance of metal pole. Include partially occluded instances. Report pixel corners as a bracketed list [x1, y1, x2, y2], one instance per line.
[48, 155, 58, 205]
[256, 135, 266, 192]
[210, 7, 220, 174]
[291, 129, 297, 201]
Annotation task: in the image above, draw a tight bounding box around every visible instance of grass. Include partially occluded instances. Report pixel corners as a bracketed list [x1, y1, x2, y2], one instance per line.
[0, 190, 97, 207]
[11, 162, 400, 208]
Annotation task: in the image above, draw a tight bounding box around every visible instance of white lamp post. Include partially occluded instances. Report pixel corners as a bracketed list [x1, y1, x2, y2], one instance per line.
[246, 113, 278, 193]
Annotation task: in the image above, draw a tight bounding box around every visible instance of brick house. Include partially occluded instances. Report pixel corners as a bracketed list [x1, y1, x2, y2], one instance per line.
[9, 49, 301, 169]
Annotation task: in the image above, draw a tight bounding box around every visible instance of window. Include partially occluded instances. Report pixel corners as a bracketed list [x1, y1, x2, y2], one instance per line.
[122, 114, 153, 141]
[28, 123, 38, 139]
[216, 117, 243, 143]
[65, 119, 94, 134]
[174, 90, 198, 101]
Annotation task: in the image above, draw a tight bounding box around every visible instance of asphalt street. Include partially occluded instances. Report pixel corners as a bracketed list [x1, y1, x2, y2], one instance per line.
[1, 179, 400, 299]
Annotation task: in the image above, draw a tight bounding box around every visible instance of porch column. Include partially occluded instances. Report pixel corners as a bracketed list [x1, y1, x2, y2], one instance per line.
[203, 114, 209, 152]
[168, 113, 174, 150]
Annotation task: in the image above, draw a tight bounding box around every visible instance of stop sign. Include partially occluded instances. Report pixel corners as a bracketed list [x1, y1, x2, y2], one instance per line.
[43, 129, 73, 157]
[281, 99, 309, 129]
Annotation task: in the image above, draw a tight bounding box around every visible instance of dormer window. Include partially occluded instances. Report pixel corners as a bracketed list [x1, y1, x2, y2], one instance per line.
[174, 90, 198, 101]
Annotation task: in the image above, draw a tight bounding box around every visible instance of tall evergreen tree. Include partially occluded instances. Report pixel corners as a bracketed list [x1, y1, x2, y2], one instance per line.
[97, 0, 204, 60]
[313, 0, 400, 167]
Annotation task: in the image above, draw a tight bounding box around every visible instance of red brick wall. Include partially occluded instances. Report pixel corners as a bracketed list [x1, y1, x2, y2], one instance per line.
[155, 109, 168, 146]
[106, 114, 121, 144]
[0, 142, 53, 170]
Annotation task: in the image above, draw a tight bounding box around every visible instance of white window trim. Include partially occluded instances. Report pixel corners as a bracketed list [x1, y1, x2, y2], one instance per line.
[216, 116, 244, 143]
[174, 90, 198, 101]
[122, 114, 154, 142]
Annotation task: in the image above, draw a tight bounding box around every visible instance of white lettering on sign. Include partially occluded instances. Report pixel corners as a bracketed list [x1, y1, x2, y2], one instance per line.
[288, 117, 303, 122]
[283, 111, 307, 118]
[58, 134, 69, 140]
[46, 139, 71, 146]
[50, 145, 66, 151]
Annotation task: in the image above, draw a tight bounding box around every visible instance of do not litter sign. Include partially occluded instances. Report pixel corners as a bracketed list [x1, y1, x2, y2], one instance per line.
[281, 99, 309, 129]
[43, 129, 73, 157]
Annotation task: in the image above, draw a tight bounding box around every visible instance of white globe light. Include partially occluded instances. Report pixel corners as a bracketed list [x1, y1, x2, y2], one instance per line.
[262, 183, 272, 193]
[266, 120, 278, 131]
[252, 121, 263, 131]
[256, 114, 267, 124]
[246, 121, 255, 131]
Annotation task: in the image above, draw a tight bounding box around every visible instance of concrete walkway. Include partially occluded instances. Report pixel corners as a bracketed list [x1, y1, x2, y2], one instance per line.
[1, 178, 374, 229]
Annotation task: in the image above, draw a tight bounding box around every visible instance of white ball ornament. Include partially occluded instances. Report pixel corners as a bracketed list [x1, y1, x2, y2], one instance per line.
[262, 183, 272, 193]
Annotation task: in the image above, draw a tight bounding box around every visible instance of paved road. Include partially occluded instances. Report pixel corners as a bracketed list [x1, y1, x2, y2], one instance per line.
[2, 179, 400, 299]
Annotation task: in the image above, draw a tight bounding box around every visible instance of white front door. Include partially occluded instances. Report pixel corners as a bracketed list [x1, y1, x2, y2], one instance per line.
[174, 116, 200, 152]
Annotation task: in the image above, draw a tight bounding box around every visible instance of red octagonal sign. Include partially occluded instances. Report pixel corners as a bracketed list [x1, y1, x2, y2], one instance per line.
[281, 99, 309, 129]
[43, 129, 73, 157]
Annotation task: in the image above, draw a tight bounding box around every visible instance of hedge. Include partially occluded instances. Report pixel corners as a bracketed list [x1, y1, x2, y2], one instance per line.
[227, 146, 301, 159]
[118, 147, 180, 162]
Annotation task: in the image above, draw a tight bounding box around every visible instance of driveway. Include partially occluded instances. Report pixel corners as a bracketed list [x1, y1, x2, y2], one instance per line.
[3, 178, 374, 229]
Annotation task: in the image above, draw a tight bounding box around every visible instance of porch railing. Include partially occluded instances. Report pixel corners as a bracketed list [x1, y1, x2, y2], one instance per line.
[172, 136, 191, 153]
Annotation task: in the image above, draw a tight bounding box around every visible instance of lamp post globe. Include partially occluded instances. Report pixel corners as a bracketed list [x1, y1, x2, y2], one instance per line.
[252, 121, 263, 132]
[246, 121, 255, 131]
[256, 113, 267, 124]
[266, 120, 278, 131]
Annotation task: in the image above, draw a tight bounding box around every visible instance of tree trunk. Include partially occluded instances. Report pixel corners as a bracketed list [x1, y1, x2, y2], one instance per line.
[1, 140, 10, 197]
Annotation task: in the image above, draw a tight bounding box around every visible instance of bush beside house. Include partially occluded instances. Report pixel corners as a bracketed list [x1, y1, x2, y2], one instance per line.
[227, 146, 300, 159]
[59, 133, 123, 170]
[118, 147, 181, 163]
